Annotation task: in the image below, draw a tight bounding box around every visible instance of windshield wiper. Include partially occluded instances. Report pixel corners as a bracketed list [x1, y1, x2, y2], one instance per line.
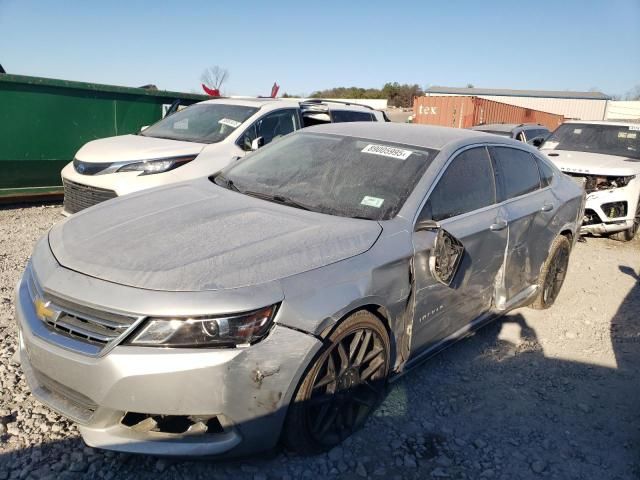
[213, 173, 241, 192]
[241, 191, 311, 211]
[213, 175, 311, 211]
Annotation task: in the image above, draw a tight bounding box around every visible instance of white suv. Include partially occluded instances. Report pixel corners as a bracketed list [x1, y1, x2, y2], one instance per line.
[541, 120, 640, 241]
[61, 98, 386, 214]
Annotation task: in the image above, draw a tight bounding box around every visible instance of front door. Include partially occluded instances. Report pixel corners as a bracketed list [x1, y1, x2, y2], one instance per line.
[410, 146, 508, 355]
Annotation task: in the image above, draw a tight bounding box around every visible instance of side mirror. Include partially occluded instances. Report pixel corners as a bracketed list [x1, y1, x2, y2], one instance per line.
[532, 137, 544, 148]
[251, 136, 264, 151]
[415, 219, 440, 232]
[429, 228, 464, 286]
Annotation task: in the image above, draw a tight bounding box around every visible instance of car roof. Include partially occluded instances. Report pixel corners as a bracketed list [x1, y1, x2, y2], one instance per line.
[197, 97, 378, 112]
[472, 123, 546, 132]
[199, 98, 300, 109]
[303, 122, 500, 150]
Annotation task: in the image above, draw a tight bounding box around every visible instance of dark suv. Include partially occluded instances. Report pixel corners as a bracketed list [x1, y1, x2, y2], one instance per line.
[472, 123, 550, 147]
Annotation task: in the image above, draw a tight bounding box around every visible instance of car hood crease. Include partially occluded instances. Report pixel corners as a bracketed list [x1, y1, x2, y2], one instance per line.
[48, 179, 382, 292]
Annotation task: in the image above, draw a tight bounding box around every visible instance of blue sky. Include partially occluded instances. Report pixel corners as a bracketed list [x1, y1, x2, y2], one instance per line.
[1, 0, 639, 97]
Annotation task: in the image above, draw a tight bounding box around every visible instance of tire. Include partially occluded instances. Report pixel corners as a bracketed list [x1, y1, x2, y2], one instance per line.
[609, 199, 640, 242]
[282, 310, 391, 454]
[529, 235, 572, 310]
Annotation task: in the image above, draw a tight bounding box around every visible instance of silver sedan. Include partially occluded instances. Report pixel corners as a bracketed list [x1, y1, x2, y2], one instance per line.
[15, 122, 584, 457]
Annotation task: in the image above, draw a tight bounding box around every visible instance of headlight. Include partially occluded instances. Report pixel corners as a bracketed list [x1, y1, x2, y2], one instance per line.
[126, 305, 278, 348]
[116, 155, 197, 175]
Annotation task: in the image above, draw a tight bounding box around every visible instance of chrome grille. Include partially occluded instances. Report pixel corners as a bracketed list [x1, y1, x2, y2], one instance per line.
[26, 269, 142, 356]
[63, 179, 117, 214]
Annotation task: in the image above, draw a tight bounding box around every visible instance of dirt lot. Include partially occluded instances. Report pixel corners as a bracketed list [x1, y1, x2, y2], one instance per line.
[0, 204, 638, 480]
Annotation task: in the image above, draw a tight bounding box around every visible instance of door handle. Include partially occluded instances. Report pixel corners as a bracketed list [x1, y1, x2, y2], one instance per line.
[490, 220, 508, 231]
[541, 203, 554, 212]
[547, 153, 559, 157]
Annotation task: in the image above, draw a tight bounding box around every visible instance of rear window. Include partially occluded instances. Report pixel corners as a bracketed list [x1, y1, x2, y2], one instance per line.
[331, 111, 375, 123]
[543, 123, 640, 160]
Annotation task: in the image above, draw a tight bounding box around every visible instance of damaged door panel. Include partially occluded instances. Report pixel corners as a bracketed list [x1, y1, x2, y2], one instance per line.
[489, 146, 556, 305]
[409, 146, 507, 356]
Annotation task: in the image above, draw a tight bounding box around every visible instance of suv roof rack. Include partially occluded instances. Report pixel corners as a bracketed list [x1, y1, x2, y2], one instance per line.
[300, 98, 375, 111]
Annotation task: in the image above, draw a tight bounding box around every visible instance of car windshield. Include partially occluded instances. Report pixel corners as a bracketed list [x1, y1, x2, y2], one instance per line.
[543, 123, 640, 160]
[213, 132, 438, 220]
[141, 103, 258, 143]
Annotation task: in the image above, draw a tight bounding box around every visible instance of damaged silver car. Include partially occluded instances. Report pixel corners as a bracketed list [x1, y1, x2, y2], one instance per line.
[15, 123, 584, 457]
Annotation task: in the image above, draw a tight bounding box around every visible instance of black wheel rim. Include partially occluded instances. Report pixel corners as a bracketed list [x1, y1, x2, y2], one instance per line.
[306, 327, 388, 446]
[543, 244, 569, 305]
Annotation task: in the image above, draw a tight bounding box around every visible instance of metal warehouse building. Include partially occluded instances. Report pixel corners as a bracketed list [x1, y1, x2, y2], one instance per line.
[424, 86, 610, 121]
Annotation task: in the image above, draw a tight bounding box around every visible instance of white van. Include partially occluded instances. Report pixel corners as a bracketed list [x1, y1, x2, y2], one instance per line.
[61, 98, 386, 214]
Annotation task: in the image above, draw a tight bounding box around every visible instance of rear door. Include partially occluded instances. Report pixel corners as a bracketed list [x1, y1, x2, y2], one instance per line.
[489, 146, 556, 304]
[410, 146, 508, 353]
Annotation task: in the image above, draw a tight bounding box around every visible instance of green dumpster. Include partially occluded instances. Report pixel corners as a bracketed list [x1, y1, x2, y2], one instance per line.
[0, 74, 207, 199]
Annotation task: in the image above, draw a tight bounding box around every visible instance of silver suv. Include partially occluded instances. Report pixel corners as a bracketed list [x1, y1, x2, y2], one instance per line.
[16, 123, 584, 457]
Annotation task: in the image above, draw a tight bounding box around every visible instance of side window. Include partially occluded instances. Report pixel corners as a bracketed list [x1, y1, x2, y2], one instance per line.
[240, 109, 300, 151]
[423, 147, 496, 222]
[491, 147, 542, 200]
[257, 109, 299, 145]
[331, 110, 374, 123]
[535, 156, 554, 187]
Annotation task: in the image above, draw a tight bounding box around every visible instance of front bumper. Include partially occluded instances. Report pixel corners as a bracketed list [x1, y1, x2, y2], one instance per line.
[581, 189, 637, 235]
[15, 271, 322, 456]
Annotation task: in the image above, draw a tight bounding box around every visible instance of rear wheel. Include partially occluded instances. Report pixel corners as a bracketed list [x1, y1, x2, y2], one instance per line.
[529, 235, 571, 310]
[282, 310, 390, 454]
[610, 199, 640, 242]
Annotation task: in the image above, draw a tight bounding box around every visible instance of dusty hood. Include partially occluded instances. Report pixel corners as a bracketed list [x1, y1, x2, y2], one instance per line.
[542, 149, 640, 176]
[48, 179, 381, 292]
[75, 134, 205, 163]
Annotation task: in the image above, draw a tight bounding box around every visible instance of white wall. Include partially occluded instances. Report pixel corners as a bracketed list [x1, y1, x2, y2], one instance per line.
[605, 101, 640, 121]
[425, 93, 607, 121]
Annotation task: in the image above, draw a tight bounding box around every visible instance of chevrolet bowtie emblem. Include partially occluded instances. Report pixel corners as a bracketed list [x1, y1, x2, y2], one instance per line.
[34, 298, 62, 323]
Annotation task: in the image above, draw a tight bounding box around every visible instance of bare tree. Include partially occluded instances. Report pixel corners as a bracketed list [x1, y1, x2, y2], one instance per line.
[624, 84, 640, 101]
[200, 66, 229, 90]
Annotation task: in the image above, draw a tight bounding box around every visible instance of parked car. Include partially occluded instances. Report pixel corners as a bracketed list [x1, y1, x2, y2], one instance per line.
[16, 123, 583, 457]
[541, 120, 640, 241]
[61, 98, 387, 214]
[472, 123, 550, 146]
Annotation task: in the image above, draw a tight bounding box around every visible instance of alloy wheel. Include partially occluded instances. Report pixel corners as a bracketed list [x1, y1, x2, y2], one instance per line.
[305, 327, 388, 446]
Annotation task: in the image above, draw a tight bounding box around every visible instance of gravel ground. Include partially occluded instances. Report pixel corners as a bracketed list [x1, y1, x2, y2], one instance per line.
[1, 203, 639, 480]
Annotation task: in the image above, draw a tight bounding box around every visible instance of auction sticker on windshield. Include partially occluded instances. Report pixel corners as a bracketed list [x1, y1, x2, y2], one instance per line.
[219, 118, 242, 128]
[361, 196, 385, 208]
[361, 144, 413, 160]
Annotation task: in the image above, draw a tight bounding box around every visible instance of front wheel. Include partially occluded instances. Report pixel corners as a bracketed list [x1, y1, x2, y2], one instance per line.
[610, 199, 640, 242]
[282, 310, 390, 454]
[529, 235, 571, 310]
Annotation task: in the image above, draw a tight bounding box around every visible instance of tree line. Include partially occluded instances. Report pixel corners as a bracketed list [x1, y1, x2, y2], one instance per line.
[283, 83, 424, 108]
